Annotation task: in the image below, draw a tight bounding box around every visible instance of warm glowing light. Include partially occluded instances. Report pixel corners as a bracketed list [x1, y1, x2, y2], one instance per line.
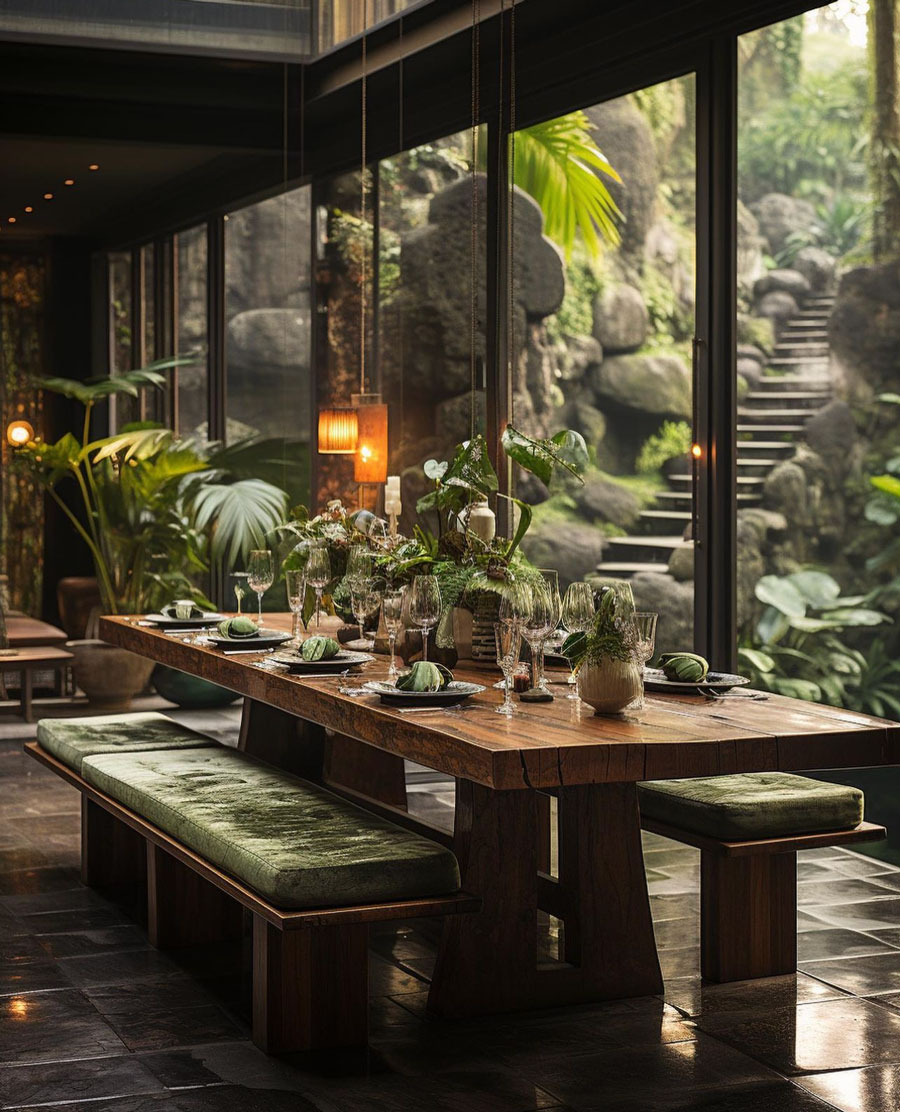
[691, 443, 702, 459]
[88, 163, 99, 171]
[7, 217, 15, 224]
[317, 408, 358, 454]
[353, 394, 388, 484]
[43, 193, 53, 200]
[64, 179, 74, 186]
[6, 420, 34, 446]
[8, 997, 28, 1019]
[24, 206, 32, 213]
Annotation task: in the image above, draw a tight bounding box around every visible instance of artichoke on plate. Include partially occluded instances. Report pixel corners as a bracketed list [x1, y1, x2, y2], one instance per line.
[300, 636, 341, 662]
[395, 661, 453, 692]
[658, 652, 710, 682]
[217, 616, 258, 639]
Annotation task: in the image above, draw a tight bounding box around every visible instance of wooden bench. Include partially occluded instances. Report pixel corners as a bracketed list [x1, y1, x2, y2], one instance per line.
[0, 646, 73, 721]
[638, 773, 886, 983]
[26, 739, 479, 1053]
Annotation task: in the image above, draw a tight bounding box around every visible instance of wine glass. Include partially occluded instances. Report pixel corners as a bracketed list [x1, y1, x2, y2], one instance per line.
[535, 569, 562, 693]
[247, 550, 274, 626]
[562, 582, 595, 699]
[284, 569, 306, 647]
[499, 580, 532, 629]
[230, 571, 250, 615]
[629, 611, 658, 710]
[409, 576, 441, 661]
[523, 581, 553, 693]
[494, 621, 522, 716]
[345, 546, 373, 587]
[382, 588, 405, 678]
[350, 579, 379, 650]
[305, 543, 331, 631]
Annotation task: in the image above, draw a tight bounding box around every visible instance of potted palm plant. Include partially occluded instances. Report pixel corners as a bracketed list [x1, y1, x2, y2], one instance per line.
[13, 361, 289, 709]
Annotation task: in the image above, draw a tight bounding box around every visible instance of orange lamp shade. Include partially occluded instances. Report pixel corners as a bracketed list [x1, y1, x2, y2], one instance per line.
[318, 408, 358, 454]
[353, 397, 388, 484]
[6, 419, 34, 447]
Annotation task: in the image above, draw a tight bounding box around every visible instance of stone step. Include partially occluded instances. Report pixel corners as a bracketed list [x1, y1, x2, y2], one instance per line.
[785, 317, 831, 327]
[653, 489, 762, 505]
[737, 407, 816, 422]
[594, 561, 676, 578]
[604, 536, 692, 562]
[774, 344, 830, 356]
[804, 296, 836, 305]
[754, 375, 830, 391]
[640, 509, 692, 523]
[736, 439, 797, 454]
[737, 458, 782, 476]
[743, 391, 830, 410]
[767, 356, 830, 367]
[668, 473, 763, 487]
[778, 331, 829, 341]
[793, 309, 833, 319]
[737, 423, 806, 436]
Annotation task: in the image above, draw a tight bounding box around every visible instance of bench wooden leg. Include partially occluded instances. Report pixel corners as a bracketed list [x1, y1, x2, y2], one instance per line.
[81, 798, 146, 889]
[701, 851, 797, 982]
[147, 844, 243, 949]
[252, 916, 369, 1053]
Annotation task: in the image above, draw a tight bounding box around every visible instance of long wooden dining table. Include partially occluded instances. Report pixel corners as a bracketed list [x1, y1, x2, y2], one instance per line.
[101, 613, 900, 1018]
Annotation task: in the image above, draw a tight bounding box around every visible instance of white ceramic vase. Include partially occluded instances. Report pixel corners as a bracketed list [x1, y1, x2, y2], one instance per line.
[578, 658, 643, 715]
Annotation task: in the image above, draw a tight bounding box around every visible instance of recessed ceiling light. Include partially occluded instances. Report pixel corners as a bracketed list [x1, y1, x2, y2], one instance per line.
[64, 179, 74, 186]
[24, 206, 33, 213]
[88, 163, 99, 171]
[44, 193, 53, 200]
[8, 217, 16, 224]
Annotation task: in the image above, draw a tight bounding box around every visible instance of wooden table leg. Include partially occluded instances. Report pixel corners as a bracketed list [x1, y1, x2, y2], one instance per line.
[428, 779, 662, 1018]
[238, 699, 325, 778]
[324, 734, 408, 810]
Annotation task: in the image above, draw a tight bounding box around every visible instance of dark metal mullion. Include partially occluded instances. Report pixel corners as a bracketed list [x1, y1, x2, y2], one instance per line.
[371, 160, 381, 392]
[153, 237, 171, 426]
[206, 214, 227, 607]
[486, 111, 509, 530]
[131, 247, 145, 422]
[694, 37, 738, 668]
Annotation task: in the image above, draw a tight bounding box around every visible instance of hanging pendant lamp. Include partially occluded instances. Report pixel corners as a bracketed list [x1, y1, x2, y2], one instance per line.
[317, 408, 358, 454]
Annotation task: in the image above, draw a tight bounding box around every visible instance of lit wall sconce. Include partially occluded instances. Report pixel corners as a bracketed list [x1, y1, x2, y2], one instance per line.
[352, 393, 388, 484]
[317, 408, 358, 454]
[6, 419, 34, 447]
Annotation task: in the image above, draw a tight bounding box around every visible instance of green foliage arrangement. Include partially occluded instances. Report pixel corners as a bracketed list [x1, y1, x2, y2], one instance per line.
[636, 421, 692, 475]
[561, 586, 636, 670]
[738, 569, 899, 716]
[12, 360, 289, 615]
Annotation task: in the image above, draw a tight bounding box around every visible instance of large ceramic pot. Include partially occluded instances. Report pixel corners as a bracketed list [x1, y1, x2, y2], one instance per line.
[67, 639, 155, 712]
[152, 665, 240, 709]
[578, 658, 642, 715]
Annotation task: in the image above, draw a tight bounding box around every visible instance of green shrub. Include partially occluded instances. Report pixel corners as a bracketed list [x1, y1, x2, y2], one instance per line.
[636, 421, 692, 474]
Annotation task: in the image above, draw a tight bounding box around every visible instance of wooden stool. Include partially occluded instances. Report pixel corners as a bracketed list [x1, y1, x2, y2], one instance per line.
[0, 646, 74, 722]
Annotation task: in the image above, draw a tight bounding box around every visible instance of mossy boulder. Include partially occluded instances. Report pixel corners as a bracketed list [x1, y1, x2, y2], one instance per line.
[591, 354, 691, 419]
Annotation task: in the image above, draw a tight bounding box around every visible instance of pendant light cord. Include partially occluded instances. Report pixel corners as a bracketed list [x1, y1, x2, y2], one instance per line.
[470, 0, 480, 440]
[507, 0, 516, 427]
[360, 0, 368, 395]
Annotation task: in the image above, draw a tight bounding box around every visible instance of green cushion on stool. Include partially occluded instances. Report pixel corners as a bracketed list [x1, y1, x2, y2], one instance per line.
[81, 747, 461, 909]
[37, 712, 218, 774]
[638, 772, 864, 841]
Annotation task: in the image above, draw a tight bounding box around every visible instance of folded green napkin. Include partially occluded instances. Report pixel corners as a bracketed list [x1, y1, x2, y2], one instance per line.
[161, 602, 205, 619]
[217, 616, 259, 639]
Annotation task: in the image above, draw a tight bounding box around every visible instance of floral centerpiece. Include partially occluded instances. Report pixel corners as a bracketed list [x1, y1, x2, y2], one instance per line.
[561, 585, 642, 714]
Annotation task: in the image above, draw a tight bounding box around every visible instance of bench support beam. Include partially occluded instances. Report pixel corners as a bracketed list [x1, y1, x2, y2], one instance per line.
[252, 916, 369, 1052]
[81, 797, 146, 890]
[701, 851, 796, 982]
[147, 844, 244, 949]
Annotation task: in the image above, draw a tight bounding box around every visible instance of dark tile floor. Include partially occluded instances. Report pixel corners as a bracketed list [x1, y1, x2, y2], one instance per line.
[4, 703, 900, 1110]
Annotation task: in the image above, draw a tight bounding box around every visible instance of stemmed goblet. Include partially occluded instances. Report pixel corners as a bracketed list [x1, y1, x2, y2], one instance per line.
[247, 550, 274, 626]
[534, 569, 562, 694]
[409, 576, 442, 662]
[494, 622, 523, 716]
[561, 582, 596, 700]
[350, 580, 379, 650]
[522, 581, 554, 694]
[628, 611, 658, 710]
[305, 543, 331, 631]
[284, 569, 306, 647]
[382, 588, 405, 678]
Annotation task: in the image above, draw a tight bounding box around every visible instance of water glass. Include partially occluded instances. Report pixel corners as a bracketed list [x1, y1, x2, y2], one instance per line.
[494, 622, 522, 716]
[523, 581, 554, 693]
[247, 550, 274, 626]
[535, 570, 561, 693]
[284, 569, 306, 646]
[628, 611, 658, 710]
[409, 576, 442, 662]
[382, 588, 405, 678]
[345, 546, 373, 587]
[305, 543, 331, 630]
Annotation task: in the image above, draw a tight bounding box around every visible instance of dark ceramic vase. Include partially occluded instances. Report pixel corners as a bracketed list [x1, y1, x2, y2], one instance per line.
[152, 665, 240, 709]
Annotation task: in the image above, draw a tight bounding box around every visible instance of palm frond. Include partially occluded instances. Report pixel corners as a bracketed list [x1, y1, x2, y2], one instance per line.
[35, 357, 196, 406]
[514, 111, 622, 259]
[190, 479, 289, 566]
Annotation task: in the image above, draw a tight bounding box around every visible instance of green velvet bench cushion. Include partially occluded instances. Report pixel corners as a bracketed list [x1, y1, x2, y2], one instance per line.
[638, 772, 864, 842]
[80, 747, 461, 909]
[37, 712, 219, 775]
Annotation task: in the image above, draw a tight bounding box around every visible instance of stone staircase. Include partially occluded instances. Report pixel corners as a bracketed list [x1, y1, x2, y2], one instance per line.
[594, 294, 836, 582]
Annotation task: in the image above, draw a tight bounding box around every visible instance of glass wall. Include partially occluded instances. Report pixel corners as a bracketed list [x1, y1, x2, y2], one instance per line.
[512, 78, 696, 655]
[376, 129, 486, 530]
[174, 224, 208, 436]
[224, 187, 311, 505]
[108, 251, 138, 428]
[735, 2, 900, 718]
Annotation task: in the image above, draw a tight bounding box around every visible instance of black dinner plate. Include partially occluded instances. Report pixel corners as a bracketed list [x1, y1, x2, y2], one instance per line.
[269, 650, 374, 673]
[206, 629, 292, 652]
[363, 680, 485, 708]
[145, 612, 226, 629]
[643, 668, 750, 694]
